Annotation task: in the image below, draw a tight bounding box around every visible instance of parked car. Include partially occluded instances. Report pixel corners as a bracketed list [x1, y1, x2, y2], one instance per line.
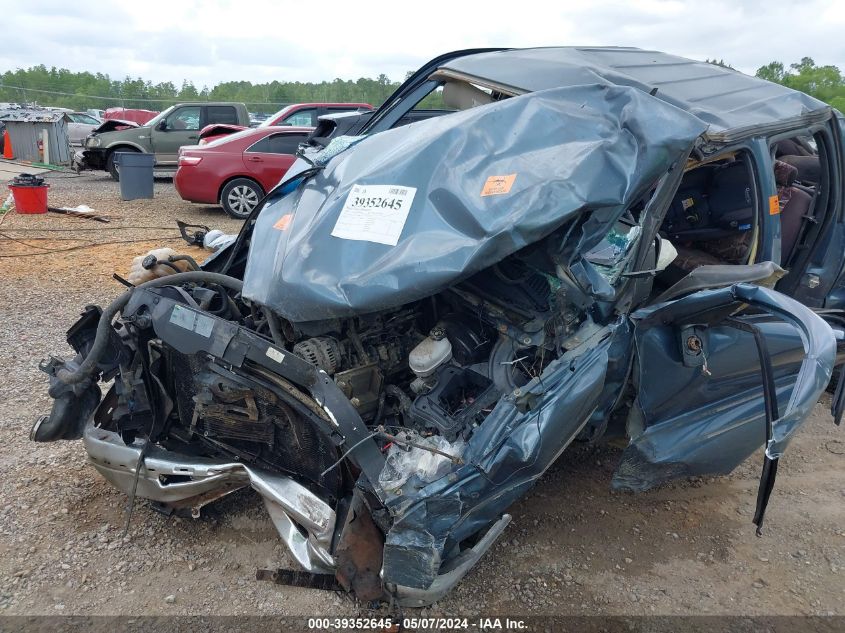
[65, 112, 102, 146]
[249, 112, 271, 126]
[260, 102, 373, 128]
[34, 47, 845, 607]
[174, 126, 312, 218]
[102, 108, 159, 126]
[196, 122, 250, 145]
[86, 109, 105, 120]
[195, 103, 375, 147]
[81, 102, 251, 179]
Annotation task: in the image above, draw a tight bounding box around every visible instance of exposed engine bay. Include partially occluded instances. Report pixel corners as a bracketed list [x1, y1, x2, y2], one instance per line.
[35, 239, 598, 604]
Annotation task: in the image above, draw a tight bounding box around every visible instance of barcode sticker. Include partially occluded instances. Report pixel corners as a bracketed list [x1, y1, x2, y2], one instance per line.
[331, 184, 417, 246]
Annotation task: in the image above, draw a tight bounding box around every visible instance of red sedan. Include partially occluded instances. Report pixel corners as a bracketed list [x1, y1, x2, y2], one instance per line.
[174, 126, 312, 218]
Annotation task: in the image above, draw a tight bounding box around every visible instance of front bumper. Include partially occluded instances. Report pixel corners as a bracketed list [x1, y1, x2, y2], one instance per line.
[81, 148, 108, 171]
[82, 420, 336, 573]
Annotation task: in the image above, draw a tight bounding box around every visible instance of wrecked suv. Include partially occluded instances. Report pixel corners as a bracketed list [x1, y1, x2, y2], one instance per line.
[81, 102, 250, 180]
[35, 47, 845, 606]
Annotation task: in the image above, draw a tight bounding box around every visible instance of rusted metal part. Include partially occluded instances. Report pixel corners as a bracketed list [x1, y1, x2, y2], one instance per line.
[256, 568, 342, 591]
[334, 491, 385, 601]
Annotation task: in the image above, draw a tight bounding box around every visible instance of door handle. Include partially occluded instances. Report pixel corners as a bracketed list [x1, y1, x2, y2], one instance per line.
[247, 156, 263, 162]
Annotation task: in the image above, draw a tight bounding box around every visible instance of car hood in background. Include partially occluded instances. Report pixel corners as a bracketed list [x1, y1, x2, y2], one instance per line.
[243, 84, 709, 322]
[92, 119, 141, 134]
[198, 123, 248, 142]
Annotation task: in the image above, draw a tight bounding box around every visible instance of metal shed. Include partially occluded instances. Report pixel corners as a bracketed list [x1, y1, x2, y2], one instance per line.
[0, 107, 72, 165]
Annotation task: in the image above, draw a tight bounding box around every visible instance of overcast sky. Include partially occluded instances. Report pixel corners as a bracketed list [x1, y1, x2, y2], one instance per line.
[3, 0, 844, 89]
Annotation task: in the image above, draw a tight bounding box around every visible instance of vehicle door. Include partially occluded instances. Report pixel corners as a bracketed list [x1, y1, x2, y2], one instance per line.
[613, 282, 834, 528]
[150, 105, 202, 166]
[242, 132, 308, 190]
[763, 116, 845, 309]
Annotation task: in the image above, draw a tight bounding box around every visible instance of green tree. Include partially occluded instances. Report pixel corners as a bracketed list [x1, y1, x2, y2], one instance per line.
[756, 57, 845, 109]
[0, 65, 404, 112]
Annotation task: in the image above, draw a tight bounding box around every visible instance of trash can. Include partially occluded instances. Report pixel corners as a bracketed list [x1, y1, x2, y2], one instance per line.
[8, 173, 49, 214]
[115, 152, 155, 200]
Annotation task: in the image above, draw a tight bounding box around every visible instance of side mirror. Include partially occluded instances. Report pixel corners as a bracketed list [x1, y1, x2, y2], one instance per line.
[157, 120, 168, 131]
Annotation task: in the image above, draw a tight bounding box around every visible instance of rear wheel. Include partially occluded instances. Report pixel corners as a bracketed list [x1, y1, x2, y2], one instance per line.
[107, 148, 139, 181]
[221, 178, 264, 219]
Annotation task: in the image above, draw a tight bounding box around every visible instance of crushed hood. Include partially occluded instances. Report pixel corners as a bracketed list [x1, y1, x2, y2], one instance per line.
[92, 119, 140, 134]
[242, 84, 709, 322]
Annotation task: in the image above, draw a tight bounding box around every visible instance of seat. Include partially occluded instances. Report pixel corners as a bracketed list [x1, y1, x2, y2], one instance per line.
[779, 155, 820, 184]
[775, 138, 820, 183]
[780, 187, 812, 260]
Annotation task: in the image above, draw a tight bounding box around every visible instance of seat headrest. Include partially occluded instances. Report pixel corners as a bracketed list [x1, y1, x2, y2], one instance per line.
[774, 160, 798, 187]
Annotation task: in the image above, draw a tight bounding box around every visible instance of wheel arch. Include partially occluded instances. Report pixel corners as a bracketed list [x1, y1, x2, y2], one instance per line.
[217, 174, 264, 204]
[105, 142, 147, 154]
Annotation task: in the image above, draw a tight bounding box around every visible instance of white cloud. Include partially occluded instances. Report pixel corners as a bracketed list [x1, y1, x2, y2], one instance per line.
[2, 0, 844, 87]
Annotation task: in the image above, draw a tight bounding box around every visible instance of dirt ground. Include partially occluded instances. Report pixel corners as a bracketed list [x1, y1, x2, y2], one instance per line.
[0, 171, 843, 618]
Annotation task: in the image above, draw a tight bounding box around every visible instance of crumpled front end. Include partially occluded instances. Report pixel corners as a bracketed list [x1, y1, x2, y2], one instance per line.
[83, 421, 336, 572]
[32, 73, 839, 606]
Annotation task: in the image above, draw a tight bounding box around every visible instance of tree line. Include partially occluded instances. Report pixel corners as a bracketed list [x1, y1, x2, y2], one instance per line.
[0, 66, 404, 113]
[2, 57, 845, 115]
[755, 57, 845, 112]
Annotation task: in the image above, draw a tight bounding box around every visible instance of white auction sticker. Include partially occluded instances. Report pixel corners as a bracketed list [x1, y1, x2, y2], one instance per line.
[331, 184, 417, 246]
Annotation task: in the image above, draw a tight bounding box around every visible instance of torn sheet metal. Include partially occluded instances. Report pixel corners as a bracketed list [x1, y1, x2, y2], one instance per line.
[243, 84, 708, 321]
[438, 47, 831, 137]
[92, 119, 140, 133]
[613, 284, 835, 491]
[379, 320, 623, 596]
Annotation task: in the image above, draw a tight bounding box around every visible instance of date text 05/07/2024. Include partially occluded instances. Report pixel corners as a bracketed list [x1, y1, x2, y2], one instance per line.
[306, 617, 529, 630]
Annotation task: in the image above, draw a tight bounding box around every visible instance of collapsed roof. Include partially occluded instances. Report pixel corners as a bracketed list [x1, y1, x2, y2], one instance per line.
[437, 47, 832, 138]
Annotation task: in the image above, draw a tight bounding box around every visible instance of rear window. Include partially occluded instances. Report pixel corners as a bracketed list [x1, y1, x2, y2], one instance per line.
[206, 106, 238, 125]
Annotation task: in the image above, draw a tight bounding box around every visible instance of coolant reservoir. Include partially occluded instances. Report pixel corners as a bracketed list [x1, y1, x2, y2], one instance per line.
[409, 328, 452, 377]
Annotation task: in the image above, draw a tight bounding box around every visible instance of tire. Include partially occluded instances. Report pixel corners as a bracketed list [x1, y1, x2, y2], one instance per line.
[107, 148, 140, 181]
[221, 178, 264, 219]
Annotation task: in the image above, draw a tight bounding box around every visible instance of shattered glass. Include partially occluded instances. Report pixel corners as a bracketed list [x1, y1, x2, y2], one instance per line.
[583, 220, 642, 284]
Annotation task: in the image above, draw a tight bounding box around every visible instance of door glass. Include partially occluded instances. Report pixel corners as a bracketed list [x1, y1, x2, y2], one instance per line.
[281, 109, 316, 127]
[166, 107, 201, 130]
[267, 134, 307, 154]
[246, 136, 272, 153]
[206, 106, 238, 125]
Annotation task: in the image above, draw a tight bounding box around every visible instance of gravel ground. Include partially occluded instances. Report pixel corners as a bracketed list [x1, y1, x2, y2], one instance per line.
[0, 171, 844, 617]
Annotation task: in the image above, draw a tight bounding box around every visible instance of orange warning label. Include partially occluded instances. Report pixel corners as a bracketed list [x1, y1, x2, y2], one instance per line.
[273, 213, 293, 230]
[481, 174, 517, 197]
[769, 195, 780, 215]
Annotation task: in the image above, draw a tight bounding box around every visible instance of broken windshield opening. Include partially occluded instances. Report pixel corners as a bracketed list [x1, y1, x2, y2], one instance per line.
[584, 216, 642, 285]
